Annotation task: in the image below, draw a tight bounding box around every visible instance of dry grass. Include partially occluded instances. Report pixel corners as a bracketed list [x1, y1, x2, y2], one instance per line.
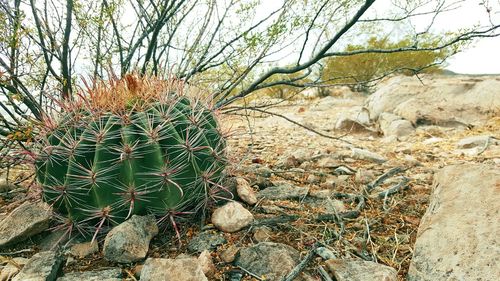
[77, 73, 186, 113]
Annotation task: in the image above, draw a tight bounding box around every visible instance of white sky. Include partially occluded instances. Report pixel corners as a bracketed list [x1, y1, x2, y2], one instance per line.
[370, 0, 500, 74]
[261, 0, 500, 74]
[119, 0, 500, 74]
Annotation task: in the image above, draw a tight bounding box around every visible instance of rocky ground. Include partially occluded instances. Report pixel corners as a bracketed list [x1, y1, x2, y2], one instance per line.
[0, 74, 499, 280]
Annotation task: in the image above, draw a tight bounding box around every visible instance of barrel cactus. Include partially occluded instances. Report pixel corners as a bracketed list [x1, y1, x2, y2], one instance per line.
[34, 75, 228, 235]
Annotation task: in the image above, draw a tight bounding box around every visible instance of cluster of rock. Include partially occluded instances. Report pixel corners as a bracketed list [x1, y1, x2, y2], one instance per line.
[333, 75, 500, 141]
[0, 173, 401, 281]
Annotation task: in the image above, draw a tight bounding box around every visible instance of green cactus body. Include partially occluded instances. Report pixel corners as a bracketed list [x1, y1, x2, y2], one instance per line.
[36, 96, 227, 228]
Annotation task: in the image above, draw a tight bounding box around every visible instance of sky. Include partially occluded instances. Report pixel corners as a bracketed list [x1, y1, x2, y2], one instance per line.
[370, 0, 500, 74]
[260, 0, 500, 74]
[118, 0, 500, 75]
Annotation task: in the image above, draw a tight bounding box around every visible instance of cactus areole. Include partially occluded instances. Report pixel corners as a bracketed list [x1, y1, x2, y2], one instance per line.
[35, 75, 228, 231]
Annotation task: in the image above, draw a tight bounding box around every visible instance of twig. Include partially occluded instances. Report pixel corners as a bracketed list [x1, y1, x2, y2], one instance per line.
[317, 265, 333, 281]
[365, 167, 405, 194]
[315, 211, 360, 222]
[252, 214, 301, 227]
[0, 248, 34, 255]
[282, 243, 320, 281]
[232, 107, 355, 146]
[124, 269, 138, 281]
[253, 211, 360, 228]
[378, 177, 410, 199]
[237, 265, 264, 280]
[476, 137, 491, 155]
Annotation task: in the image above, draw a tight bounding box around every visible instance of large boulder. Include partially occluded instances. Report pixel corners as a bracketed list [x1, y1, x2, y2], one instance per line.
[408, 164, 500, 281]
[0, 201, 52, 248]
[366, 75, 500, 127]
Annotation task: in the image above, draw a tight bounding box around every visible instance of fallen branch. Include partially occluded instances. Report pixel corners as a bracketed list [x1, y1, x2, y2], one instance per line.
[252, 214, 301, 227]
[476, 137, 492, 155]
[378, 177, 410, 199]
[318, 265, 333, 281]
[253, 211, 360, 228]
[365, 167, 406, 194]
[281, 242, 320, 281]
[315, 210, 360, 222]
[237, 265, 264, 280]
[0, 248, 34, 255]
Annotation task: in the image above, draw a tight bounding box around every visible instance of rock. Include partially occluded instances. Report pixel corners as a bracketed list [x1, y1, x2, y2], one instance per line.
[315, 247, 336, 260]
[57, 268, 122, 281]
[0, 179, 16, 193]
[323, 198, 346, 213]
[275, 155, 300, 169]
[187, 231, 227, 253]
[298, 161, 313, 170]
[422, 137, 444, 145]
[38, 229, 71, 251]
[381, 135, 398, 143]
[103, 215, 158, 263]
[456, 135, 496, 149]
[403, 155, 421, 167]
[68, 241, 98, 258]
[412, 173, 432, 183]
[320, 175, 349, 189]
[220, 245, 240, 263]
[253, 165, 273, 178]
[408, 164, 500, 281]
[312, 95, 362, 111]
[0, 257, 28, 281]
[176, 253, 193, 259]
[378, 112, 401, 129]
[290, 148, 313, 163]
[316, 156, 341, 168]
[384, 119, 414, 137]
[325, 259, 397, 281]
[12, 251, 63, 281]
[335, 118, 374, 134]
[366, 75, 500, 127]
[198, 250, 215, 277]
[257, 183, 309, 200]
[140, 258, 208, 281]
[416, 125, 450, 137]
[334, 107, 376, 134]
[355, 169, 376, 184]
[378, 112, 414, 137]
[211, 202, 254, 233]
[306, 174, 321, 184]
[253, 226, 272, 242]
[235, 177, 257, 205]
[308, 189, 333, 199]
[0, 201, 52, 248]
[234, 242, 300, 281]
[350, 148, 387, 163]
[253, 176, 274, 190]
[131, 264, 143, 279]
[306, 195, 346, 214]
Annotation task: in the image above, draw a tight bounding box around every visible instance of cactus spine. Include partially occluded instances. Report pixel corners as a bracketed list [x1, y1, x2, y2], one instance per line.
[35, 76, 227, 233]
